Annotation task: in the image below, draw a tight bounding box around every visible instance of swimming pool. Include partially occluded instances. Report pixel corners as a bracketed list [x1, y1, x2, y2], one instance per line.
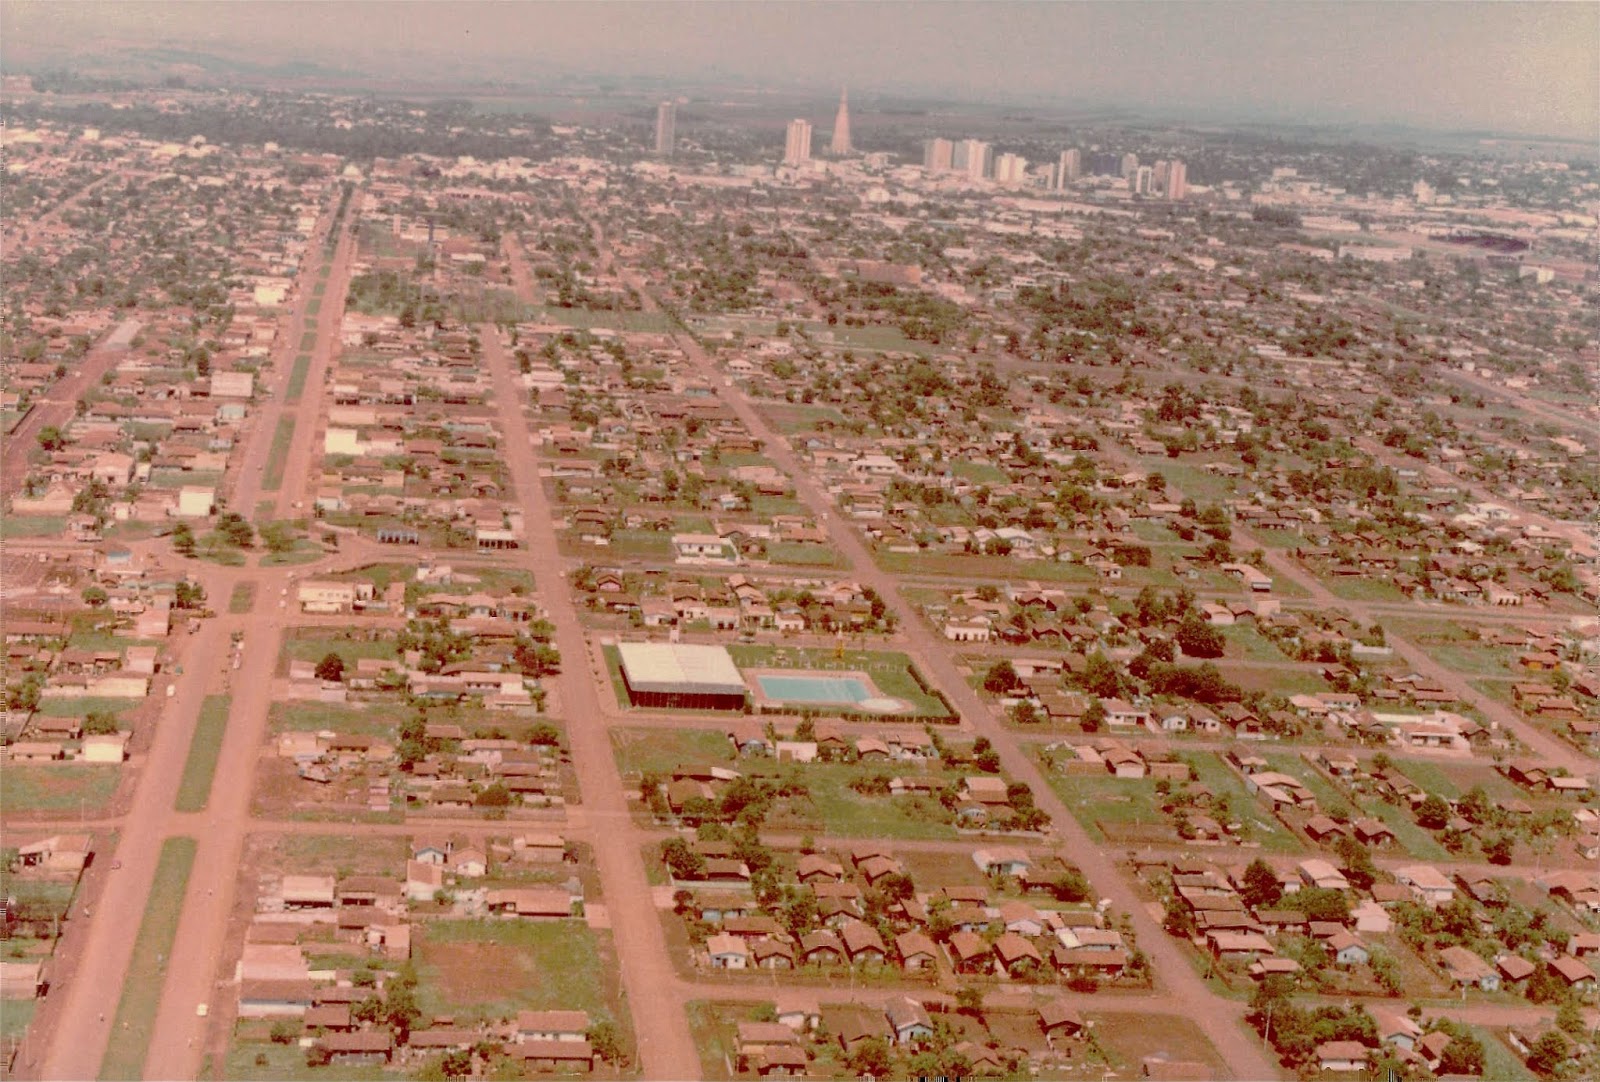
[755, 674, 873, 705]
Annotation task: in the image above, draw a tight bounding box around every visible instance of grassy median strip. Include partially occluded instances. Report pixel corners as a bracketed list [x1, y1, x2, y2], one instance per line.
[174, 696, 231, 813]
[99, 836, 198, 1081]
[283, 352, 312, 403]
[261, 417, 295, 491]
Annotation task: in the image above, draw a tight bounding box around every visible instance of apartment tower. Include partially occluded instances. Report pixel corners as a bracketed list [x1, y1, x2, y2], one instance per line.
[829, 87, 852, 155]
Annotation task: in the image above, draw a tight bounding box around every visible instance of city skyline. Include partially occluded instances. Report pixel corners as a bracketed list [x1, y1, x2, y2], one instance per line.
[1, 1, 1595, 141]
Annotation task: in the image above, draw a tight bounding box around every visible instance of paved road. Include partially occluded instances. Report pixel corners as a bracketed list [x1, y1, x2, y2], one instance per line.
[584, 220, 1283, 1079]
[481, 325, 705, 1080]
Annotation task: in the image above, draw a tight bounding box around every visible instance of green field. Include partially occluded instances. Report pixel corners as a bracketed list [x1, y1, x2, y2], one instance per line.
[529, 306, 675, 333]
[174, 695, 231, 812]
[224, 1042, 399, 1082]
[228, 582, 256, 614]
[100, 836, 197, 1081]
[1322, 576, 1410, 603]
[261, 417, 295, 492]
[765, 541, 842, 567]
[3, 764, 121, 815]
[950, 460, 1010, 484]
[276, 833, 410, 878]
[875, 549, 1098, 584]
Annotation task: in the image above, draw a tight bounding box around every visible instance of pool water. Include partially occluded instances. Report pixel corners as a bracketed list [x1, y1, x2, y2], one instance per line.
[756, 674, 872, 704]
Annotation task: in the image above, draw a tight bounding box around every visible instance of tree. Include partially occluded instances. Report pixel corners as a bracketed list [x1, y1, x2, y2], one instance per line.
[1294, 887, 1350, 924]
[174, 580, 206, 609]
[1175, 613, 1226, 659]
[1555, 998, 1585, 1036]
[1082, 699, 1106, 733]
[81, 585, 108, 607]
[1482, 833, 1515, 865]
[1437, 1030, 1485, 1075]
[384, 969, 421, 1039]
[954, 985, 986, 1018]
[1334, 836, 1377, 892]
[269, 1019, 298, 1043]
[314, 652, 346, 682]
[216, 512, 254, 548]
[1526, 1030, 1570, 1077]
[660, 837, 705, 881]
[37, 425, 67, 451]
[260, 520, 296, 555]
[586, 1020, 624, 1063]
[846, 1037, 890, 1077]
[982, 660, 1021, 694]
[475, 783, 512, 808]
[1416, 794, 1451, 830]
[83, 710, 119, 735]
[1239, 858, 1283, 911]
[171, 521, 196, 556]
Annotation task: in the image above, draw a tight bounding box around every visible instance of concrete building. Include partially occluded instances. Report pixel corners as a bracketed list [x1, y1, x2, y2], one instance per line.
[1056, 148, 1081, 188]
[784, 119, 813, 166]
[923, 138, 953, 172]
[959, 138, 992, 181]
[994, 153, 1029, 186]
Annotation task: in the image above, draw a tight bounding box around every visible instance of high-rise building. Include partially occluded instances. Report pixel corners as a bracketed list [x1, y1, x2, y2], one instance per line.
[1056, 148, 1081, 189]
[923, 138, 953, 172]
[829, 87, 851, 156]
[1121, 152, 1139, 180]
[784, 119, 813, 166]
[1131, 165, 1154, 196]
[994, 153, 1028, 186]
[1167, 159, 1187, 200]
[1153, 160, 1171, 194]
[959, 138, 992, 181]
[654, 101, 675, 156]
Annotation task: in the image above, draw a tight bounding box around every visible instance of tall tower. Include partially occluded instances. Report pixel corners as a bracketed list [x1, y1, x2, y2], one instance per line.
[784, 119, 813, 166]
[1056, 148, 1081, 189]
[923, 138, 953, 172]
[654, 101, 675, 156]
[829, 87, 852, 155]
[1167, 159, 1187, 200]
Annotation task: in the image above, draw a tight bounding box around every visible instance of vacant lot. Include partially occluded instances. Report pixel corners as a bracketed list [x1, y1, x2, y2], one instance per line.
[228, 582, 257, 614]
[4, 764, 121, 816]
[267, 701, 394, 739]
[611, 728, 732, 778]
[414, 920, 620, 1028]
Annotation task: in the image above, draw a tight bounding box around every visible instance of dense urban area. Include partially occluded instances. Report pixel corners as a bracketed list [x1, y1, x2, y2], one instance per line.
[1, 72, 1598, 1082]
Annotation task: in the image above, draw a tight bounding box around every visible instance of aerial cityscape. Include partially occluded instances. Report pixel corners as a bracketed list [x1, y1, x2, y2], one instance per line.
[0, 3, 1597, 1081]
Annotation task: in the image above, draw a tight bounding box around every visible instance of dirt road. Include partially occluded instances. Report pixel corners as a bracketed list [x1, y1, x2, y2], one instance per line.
[481, 326, 705, 1080]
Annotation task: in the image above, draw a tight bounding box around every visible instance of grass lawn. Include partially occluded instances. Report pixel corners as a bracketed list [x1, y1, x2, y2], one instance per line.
[755, 762, 957, 840]
[415, 920, 616, 1025]
[99, 836, 197, 1081]
[529, 306, 675, 333]
[602, 530, 674, 561]
[950, 460, 1009, 484]
[282, 634, 399, 670]
[1480, 1028, 1536, 1081]
[3, 764, 121, 815]
[174, 695, 231, 812]
[275, 833, 409, 878]
[686, 1001, 766, 1081]
[284, 353, 313, 402]
[1222, 625, 1289, 662]
[1395, 759, 1523, 804]
[756, 403, 849, 434]
[0, 998, 36, 1043]
[0, 516, 66, 539]
[765, 541, 842, 567]
[1425, 643, 1517, 678]
[611, 728, 733, 778]
[1323, 576, 1410, 603]
[228, 582, 257, 614]
[268, 701, 394, 738]
[37, 696, 136, 720]
[262, 540, 324, 566]
[224, 1042, 400, 1082]
[875, 549, 1097, 584]
[261, 417, 295, 492]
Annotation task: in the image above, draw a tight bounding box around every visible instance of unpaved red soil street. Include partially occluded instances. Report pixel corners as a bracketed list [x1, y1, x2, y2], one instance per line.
[480, 326, 706, 1080]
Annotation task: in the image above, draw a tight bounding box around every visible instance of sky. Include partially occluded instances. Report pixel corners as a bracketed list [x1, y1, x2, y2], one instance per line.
[3, 1, 1595, 139]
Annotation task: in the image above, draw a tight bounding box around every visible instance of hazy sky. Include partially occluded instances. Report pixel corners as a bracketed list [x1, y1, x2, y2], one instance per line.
[3, 1, 1595, 138]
